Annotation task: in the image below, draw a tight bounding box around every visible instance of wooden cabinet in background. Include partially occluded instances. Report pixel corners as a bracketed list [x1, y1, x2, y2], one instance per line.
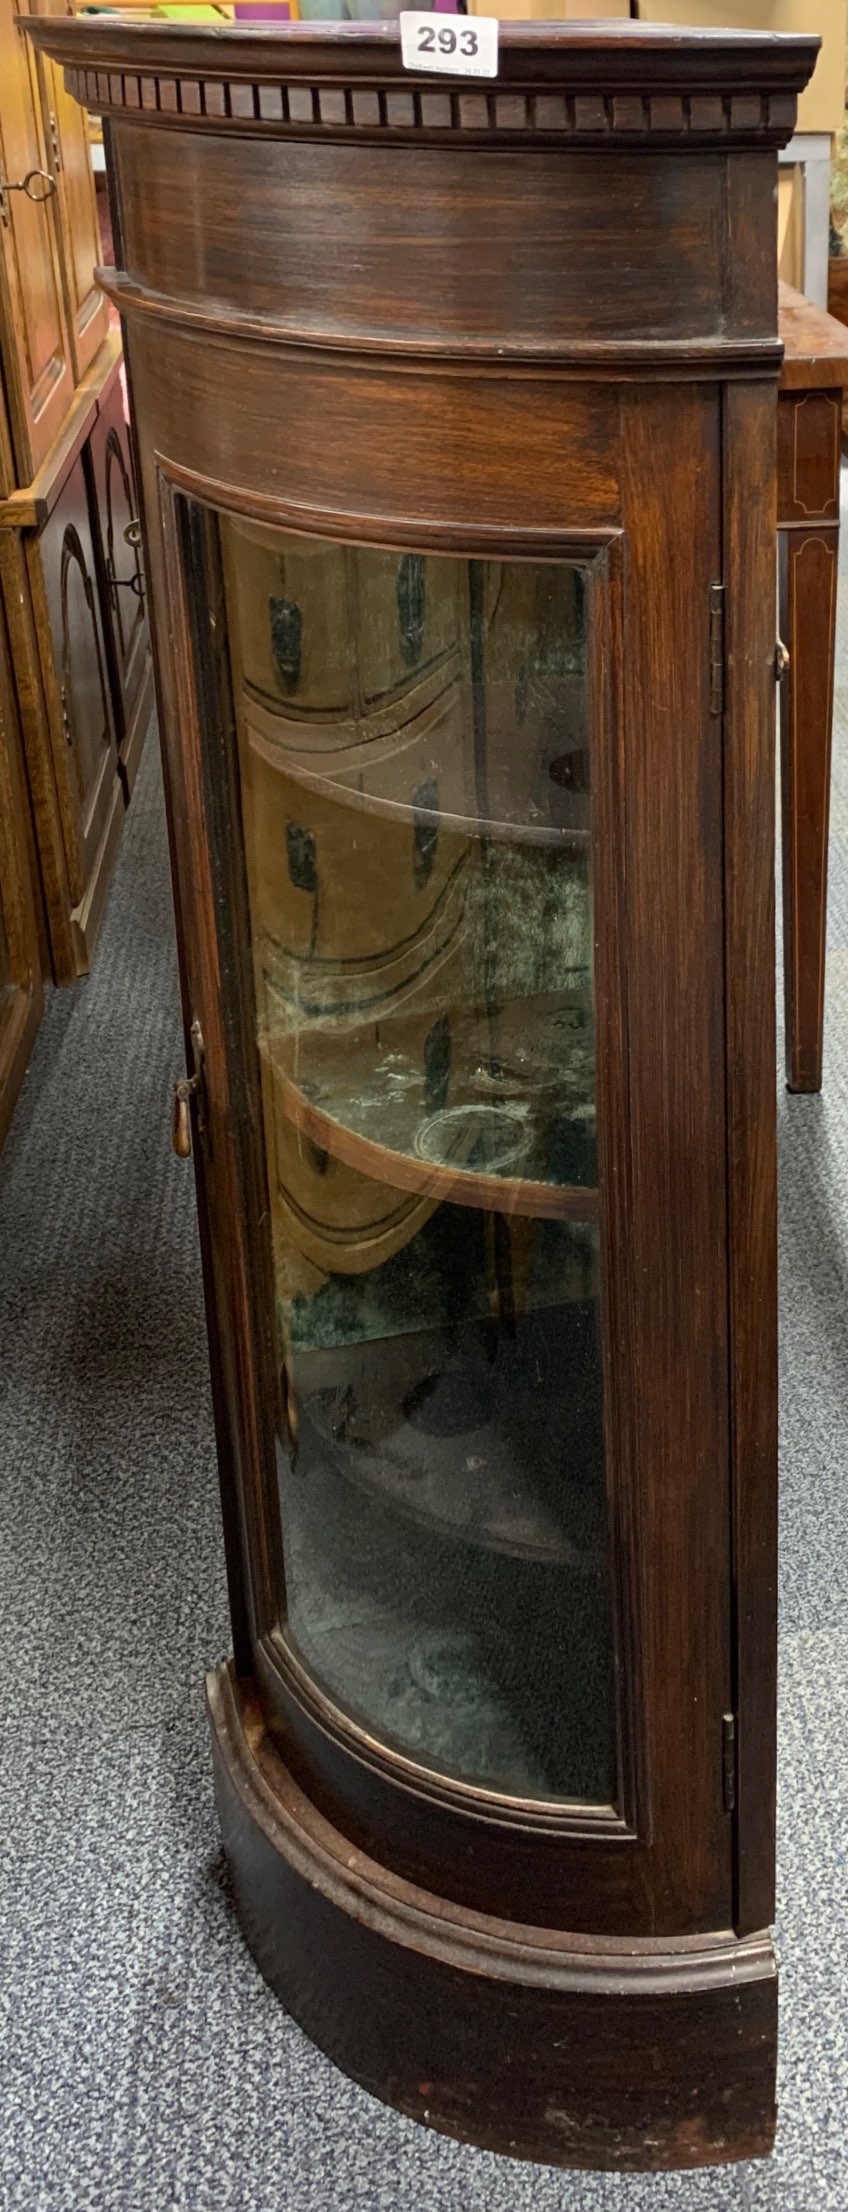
[0, 0, 149, 1144]
[85, 373, 151, 797]
[0, 601, 43, 1146]
[29, 444, 124, 970]
[0, 0, 74, 490]
[27, 0, 109, 384]
[0, 337, 152, 984]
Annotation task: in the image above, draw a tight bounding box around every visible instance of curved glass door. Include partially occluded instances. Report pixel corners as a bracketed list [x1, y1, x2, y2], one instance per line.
[219, 518, 615, 1804]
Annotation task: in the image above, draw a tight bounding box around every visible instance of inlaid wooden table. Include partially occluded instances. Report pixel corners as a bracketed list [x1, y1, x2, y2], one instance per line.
[778, 280, 848, 1092]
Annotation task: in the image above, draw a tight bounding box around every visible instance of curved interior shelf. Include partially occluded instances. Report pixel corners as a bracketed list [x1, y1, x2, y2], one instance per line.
[265, 1045, 599, 1223]
[242, 648, 463, 748]
[247, 718, 591, 853]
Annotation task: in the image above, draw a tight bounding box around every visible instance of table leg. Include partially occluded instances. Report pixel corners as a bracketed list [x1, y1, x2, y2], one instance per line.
[779, 522, 839, 1092]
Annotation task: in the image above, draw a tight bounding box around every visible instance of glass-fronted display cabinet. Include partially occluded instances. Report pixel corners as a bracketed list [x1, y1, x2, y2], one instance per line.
[29, 11, 817, 2173]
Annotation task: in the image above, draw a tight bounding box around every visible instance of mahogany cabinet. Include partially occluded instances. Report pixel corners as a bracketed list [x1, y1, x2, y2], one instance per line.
[28, 0, 110, 386]
[85, 369, 150, 799]
[0, 336, 153, 983]
[0, 339, 153, 981]
[0, 0, 148, 1045]
[0, 0, 109, 487]
[29, 13, 817, 2171]
[26, 442, 123, 970]
[0, 0, 73, 488]
[0, 597, 43, 1146]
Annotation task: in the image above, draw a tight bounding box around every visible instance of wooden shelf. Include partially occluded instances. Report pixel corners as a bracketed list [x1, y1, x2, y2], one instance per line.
[250, 726, 590, 852]
[243, 675, 592, 853]
[262, 1034, 598, 1225]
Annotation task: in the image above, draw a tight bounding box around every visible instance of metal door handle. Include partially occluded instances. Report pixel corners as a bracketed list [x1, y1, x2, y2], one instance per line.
[171, 1019, 206, 1158]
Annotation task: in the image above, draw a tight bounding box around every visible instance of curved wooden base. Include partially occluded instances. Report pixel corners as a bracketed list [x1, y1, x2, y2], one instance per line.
[207, 1662, 778, 2173]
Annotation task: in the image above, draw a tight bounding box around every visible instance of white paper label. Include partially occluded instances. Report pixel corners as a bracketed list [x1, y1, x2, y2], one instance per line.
[399, 12, 499, 80]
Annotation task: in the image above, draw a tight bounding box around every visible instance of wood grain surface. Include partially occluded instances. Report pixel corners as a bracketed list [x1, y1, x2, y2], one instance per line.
[24, 11, 820, 2168]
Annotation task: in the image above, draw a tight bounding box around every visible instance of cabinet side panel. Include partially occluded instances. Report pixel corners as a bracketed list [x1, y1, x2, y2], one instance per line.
[619, 383, 733, 1930]
[723, 381, 779, 1936]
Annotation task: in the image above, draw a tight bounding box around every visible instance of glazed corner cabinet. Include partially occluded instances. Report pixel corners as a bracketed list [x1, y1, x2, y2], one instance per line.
[28, 13, 817, 2172]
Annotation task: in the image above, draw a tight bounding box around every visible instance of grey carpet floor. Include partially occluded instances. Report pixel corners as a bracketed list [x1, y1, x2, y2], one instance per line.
[3, 504, 848, 2212]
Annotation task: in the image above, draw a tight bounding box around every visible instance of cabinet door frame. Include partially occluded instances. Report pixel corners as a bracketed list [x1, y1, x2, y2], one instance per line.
[151, 420, 736, 1944]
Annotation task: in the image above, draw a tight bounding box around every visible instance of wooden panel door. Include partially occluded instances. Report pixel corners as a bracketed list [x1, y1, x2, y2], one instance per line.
[0, 0, 73, 489]
[27, 445, 123, 972]
[85, 373, 152, 795]
[0, 598, 43, 1147]
[28, 0, 109, 383]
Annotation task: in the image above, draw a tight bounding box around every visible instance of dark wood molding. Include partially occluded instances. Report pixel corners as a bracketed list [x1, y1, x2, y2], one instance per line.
[212, 1661, 775, 2000]
[24, 18, 817, 156]
[261, 1625, 635, 1841]
[59, 71, 806, 153]
[142, 464, 628, 553]
[210, 1660, 778, 2172]
[96, 270, 786, 379]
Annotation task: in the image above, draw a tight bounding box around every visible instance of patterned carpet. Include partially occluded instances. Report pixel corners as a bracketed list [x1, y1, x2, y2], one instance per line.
[3, 491, 848, 2209]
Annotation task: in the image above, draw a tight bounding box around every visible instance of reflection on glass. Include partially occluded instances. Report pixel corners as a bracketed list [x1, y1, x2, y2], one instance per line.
[220, 520, 616, 1803]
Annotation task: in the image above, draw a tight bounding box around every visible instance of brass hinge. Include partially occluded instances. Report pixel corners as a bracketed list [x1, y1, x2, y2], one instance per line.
[48, 113, 62, 173]
[722, 1711, 737, 1813]
[709, 582, 725, 718]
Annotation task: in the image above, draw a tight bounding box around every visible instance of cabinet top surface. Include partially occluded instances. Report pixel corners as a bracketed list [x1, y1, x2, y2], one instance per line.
[25, 13, 819, 94]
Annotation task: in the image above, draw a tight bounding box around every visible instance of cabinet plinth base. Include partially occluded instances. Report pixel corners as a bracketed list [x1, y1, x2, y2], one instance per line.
[207, 1662, 777, 2173]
